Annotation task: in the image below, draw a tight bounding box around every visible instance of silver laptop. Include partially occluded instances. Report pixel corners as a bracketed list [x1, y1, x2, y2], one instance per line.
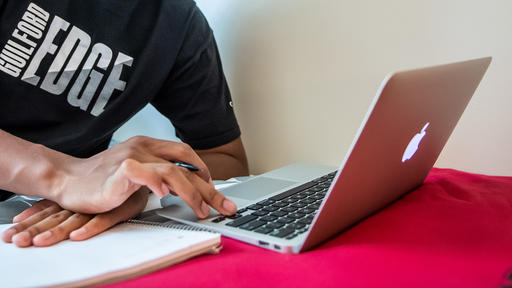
[157, 57, 492, 253]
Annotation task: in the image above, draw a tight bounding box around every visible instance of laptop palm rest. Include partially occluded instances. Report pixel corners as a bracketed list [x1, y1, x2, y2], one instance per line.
[158, 177, 298, 222]
[221, 177, 297, 200]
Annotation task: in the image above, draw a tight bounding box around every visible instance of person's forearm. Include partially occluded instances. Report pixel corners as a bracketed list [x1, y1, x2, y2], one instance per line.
[199, 152, 249, 180]
[0, 129, 73, 200]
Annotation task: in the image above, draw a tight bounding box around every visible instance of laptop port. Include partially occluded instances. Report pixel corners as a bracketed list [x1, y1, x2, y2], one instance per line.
[274, 245, 281, 250]
[258, 241, 269, 246]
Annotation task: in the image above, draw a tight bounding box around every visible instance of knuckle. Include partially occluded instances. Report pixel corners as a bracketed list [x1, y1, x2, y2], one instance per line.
[176, 143, 192, 156]
[51, 210, 72, 221]
[120, 146, 139, 160]
[70, 213, 87, 221]
[163, 164, 177, 175]
[26, 226, 42, 236]
[127, 135, 147, 145]
[51, 225, 68, 237]
[39, 206, 61, 219]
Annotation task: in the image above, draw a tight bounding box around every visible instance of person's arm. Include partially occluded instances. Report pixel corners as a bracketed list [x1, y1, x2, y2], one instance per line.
[2, 137, 249, 248]
[196, 137, 249, 180]
[0, 129, 72, 202]
[0, 130, 237, 218]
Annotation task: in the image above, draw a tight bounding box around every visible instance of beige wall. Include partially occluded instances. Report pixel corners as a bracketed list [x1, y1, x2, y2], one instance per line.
[194, 0, 512, 176]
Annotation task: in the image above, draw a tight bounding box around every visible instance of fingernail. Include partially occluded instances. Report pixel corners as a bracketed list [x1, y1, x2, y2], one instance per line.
[12, 215, 20, 223]
[223, 199, 237, 213]
[12, 231, 31, 246]
[34, 231, 52, 243]
[3, 228, 16, 242]
[70, 228, 86, 238]
[201, 202, 210, 217]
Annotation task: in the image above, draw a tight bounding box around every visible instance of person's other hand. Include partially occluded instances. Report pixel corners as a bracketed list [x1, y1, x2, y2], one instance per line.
[1, 188, 148, 247]
[54, 136, 237, 218]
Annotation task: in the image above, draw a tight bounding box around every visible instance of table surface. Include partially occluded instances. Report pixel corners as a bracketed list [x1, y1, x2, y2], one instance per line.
[103, 168, 512, 288]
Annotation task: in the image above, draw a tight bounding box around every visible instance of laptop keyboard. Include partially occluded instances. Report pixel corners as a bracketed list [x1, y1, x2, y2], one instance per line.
[211, 171, 337, 240]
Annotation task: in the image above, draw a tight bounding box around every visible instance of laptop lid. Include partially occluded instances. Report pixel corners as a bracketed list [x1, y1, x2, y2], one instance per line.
[300, 57, 492, 252]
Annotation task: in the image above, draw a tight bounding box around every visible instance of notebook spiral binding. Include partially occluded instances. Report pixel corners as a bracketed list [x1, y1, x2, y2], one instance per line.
[127, 219, 216, 233]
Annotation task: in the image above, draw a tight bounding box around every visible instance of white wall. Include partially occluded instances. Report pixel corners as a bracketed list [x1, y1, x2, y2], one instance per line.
[117, 0, 512, 176]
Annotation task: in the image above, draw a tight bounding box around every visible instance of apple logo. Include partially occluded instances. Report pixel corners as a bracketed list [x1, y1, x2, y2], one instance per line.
[402, 122, 430, 163]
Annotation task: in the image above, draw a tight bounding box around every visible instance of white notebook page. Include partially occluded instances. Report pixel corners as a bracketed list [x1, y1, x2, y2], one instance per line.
[0, 222, 219, 288]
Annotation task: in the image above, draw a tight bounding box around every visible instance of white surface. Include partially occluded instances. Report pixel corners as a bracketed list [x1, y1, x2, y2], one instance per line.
[116, 0, 512, 176]
[0, 223, 218, 288]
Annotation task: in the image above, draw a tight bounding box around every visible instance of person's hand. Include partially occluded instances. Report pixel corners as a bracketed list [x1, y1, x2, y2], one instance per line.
[53, 136, 237, 218]
[1, 188, 149, 247]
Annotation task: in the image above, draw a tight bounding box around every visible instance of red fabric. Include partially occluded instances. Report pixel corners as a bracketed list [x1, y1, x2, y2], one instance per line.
[103, 168, 512, 288]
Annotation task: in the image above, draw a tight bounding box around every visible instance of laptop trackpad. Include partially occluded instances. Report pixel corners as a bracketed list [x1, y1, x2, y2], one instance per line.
[222, 177, 297, 201]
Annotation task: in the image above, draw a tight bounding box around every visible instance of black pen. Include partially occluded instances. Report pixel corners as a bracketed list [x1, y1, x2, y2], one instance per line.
[173, 161, 200, 171]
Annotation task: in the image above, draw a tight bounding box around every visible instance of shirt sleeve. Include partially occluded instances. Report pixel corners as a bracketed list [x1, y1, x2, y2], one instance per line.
[150, 5, 241, 150]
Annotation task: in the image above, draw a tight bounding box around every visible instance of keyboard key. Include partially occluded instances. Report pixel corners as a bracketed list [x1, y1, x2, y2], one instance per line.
[270, 227, 296, 238]
[299, 208, 316, 215]
[287, 223, 306, 229]
[251, 210, 269, 217]
[260, 215, 278, 222]
[287, 213, 304, 220]
[298, 217, 314, 225]
[227, 213, 243, 219]
[270, 182, 316, 201]
[270, 211, 288, 217]
[240, 220, 266, 231]
[226, 215, 258, 227]
[261, 206, 279, 212]
[301, 198, 316, 204]
[281, 206, 298, 213]
[276, 217, 294, 224]
[272, 201, 288, 208]
[254, 227, 274, 234]
[291, 202, 307, 209]
[257, 199, 275, 206]
[237, 208, 248, 214]
[248, 204, 263, 210]
[285, 233, 299, 240]
[266, 222, 285, 229]
[304, 189, 316, 195]
[309, 204, 320, 210]
[283, 198, 297, 204]
[211, 216, 225, 223]
[311, 194, 325, 200]
[297, 192, 309, 198]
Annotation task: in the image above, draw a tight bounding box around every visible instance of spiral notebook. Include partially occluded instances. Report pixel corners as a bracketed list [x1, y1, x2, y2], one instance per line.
[0, 219, 221, 288]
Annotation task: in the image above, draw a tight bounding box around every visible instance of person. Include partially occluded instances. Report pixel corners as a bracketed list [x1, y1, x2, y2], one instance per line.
[0, 0, 248, 247]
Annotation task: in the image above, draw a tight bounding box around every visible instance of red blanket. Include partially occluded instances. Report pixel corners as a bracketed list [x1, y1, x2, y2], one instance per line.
[104, 168, 512, 288]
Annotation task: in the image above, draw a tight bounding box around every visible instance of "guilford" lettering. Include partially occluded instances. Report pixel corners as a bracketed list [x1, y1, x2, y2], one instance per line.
[0, 2, 49, 77]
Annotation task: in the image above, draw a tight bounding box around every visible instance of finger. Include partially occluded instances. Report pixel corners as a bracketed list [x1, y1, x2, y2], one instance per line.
[149, 140, 212, 182]
[2, 203, 62, 244]
[158, 165, 210, 218]
[12, 209, 73, 247]
[188, 173, 237, 216]
[33, 213, 93, 247]
[12, 199, 55, 223]
[117, 159, 168, 197]
[70, 190, 146, 241]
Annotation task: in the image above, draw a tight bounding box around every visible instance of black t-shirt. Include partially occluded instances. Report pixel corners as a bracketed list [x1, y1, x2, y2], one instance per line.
[0, 0, 241, 199]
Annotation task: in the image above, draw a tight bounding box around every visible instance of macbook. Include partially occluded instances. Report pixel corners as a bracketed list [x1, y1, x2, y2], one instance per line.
[157, 57, 492, 253]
